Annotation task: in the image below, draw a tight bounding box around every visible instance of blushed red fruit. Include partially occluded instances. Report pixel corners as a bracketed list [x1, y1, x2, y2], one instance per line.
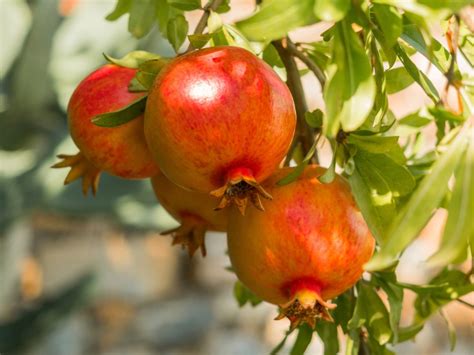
[151, 173, 228, 257]
[53, 64, 159, 194]
[227, 165, 375, 328]
[144, 46, 296, 214]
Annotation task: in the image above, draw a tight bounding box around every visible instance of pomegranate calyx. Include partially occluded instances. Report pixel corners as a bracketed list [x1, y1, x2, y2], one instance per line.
[162, 223, 207, 258]
[52, 152, 101, 196]
[210, 175, 272, 215]
[276, 290, 336, 330]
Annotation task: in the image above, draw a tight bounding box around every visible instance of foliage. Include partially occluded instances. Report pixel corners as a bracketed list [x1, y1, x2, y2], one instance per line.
[2, 0, 472, 353]
[99, 0, 474, 353]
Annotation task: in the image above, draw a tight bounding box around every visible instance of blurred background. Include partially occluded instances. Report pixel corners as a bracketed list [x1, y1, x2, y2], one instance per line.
[0, 0, 472, 354]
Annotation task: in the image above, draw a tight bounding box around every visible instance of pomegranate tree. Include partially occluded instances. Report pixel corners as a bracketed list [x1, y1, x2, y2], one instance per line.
[53, 64, 159, 194]
[227, 165, 375, 328]
[151, 173, 228, 257]
[144, 46, 296, 214]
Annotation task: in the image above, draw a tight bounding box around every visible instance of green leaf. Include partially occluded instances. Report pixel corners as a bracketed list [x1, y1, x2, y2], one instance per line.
[372, 4, 402, 47]
[270, 330, 293, 355]
[348, 166, 397, 245]
[324, 20, 376, 136]
[348, 134, 401, 154]
[91, 96, 147, 127]
[106, 0, 132, 21]
[156, 0, 183, 38]
[188, 33, 212, 49]
[318, 145, 338, 184]
[135, 58, 170, 89]
[365, 129, 470, 271]
[305, 109, 323, 129]
[233, 281, 262, 307]
[385, 67, 415, 94]
[439, 310, 457, 351]
[277, 139, 317, 186]
[348, 283, 392, 345]
[263, 43, 285, 68]
[313, 0, 350, 22]
[372, 272, 403, 343]
[427, 132, 474, 267]
[315, 321, 339, 355]
[103, 51, 162, 69]
[290, 324, 313, 355]
[128, 0, 158, 38]
[345, 329, 360, 355]
[167, 0, 201, 11]
[393, 44, 439, 102]
[207, 10, 223, 32]
[167, 14, 189, 52]
[236, 0, 316, 42]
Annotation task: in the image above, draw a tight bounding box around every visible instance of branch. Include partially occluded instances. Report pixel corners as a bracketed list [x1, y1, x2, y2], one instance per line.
[185, 0, 224, 52]
[273, 38, 316, 160]
[285, 40, 325, 88]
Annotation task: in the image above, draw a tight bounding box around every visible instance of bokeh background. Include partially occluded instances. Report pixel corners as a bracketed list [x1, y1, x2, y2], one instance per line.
[0, 0, 472, 354]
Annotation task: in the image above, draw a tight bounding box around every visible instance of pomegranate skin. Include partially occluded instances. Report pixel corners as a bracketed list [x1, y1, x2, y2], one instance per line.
[144, 46, 296, 207]
[151, 173, 228, 257]
[227, 166, 375, 312]
[68, 64, 159, 179]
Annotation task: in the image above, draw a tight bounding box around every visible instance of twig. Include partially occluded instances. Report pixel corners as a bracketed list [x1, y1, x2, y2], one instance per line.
[285, 40, 325, 88]
[185, 0, 224, 52]
[456, 298, 474, 309]
[273, 38, 317, 161]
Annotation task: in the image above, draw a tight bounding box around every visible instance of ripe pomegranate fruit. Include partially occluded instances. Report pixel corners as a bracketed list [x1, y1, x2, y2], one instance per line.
[144, 46, 296, 214]
[227, 165, 375, 328]
[53, 64, 159, 195]
[151, 173, 228, 257]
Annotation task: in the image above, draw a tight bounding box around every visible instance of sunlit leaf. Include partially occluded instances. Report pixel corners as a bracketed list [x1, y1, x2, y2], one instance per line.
[278, 139, 317, 186]
[236, 0, 316, 41]
[385, 67, 415, 94]
[365, 129, 470, 271]
[313, 0, 351, 22]
[324, 20, 376, 136]
[106, 0, 132, 21]
[372, 4, 402, 47]
[427, 131, 474, 267]
[167, 0, 201, 11]
[233, 280, 262, 307]
[103, 51, 162, 69]
[129, 0, 157, 38]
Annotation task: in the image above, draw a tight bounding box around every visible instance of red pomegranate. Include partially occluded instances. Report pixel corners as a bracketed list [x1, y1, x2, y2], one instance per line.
[53, 64, 159, 195]
[144, 46, 296, 214]
[227, 165, 375, 328]
[151, 173, 228, 257]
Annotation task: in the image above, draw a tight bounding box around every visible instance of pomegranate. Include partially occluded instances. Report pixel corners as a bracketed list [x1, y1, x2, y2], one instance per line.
[53, 64, 159, 195]
[144, 46, 296, 214]
[227, 165, 375, 328]
[151, 173, 228, 257]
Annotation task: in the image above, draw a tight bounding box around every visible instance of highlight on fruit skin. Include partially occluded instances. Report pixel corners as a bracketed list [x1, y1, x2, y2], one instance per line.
[227, 165, 375, 329]
[144, 46, 296, 214]
[53, 64, 159, 195]
[151, 173, 228, 257]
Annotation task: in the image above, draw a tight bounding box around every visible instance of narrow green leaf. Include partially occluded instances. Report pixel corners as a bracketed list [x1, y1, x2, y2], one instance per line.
[233, 281, 262, 307]
[348, 135, 400, 154]
[345, 329, 360, 355]
[167, 14, 189, 52]
[365, 129, 470, 271]
[385, 67, 415, 94]
[393, 44, 439, 102]
[324, 20, 376, 136]
[439, 310, 457, 351]
[290, 324, 313, 355]
[106, 0, 132, 21]
[91, 96, 147, 127]
[277, 140, 317, 186]
[270, 330, 293, 355]
[167, 0, 201, 11]
[207, 10, 223, 32]
[372, 4, 402, 47]
[128, 0, 157, 38]
[188, 33, 212, 49]
[263, 44, 285, 68]
[427, 131, 474, 267]
[313, 0, 350, 22]
[318, 145, 337, 184]
[135, 58, 169, 89]
[103, 51, 162, 69]
[236, 0, 316, 42]
[315, 321, 339, 355]
[305, 109, 323, 129]
[348, 283, 392, 345]
[156, 0, 183, 38]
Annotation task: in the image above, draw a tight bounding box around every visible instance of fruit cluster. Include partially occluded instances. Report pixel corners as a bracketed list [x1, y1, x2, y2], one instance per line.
[54, 46, 374, 328]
